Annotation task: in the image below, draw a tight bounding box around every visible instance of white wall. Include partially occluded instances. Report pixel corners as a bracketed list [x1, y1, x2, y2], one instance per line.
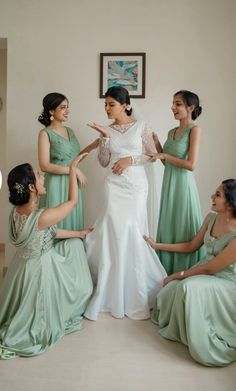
[0, 0, 235, 263]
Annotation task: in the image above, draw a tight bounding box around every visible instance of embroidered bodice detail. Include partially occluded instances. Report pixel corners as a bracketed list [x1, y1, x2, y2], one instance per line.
[13, 209, 28, 235]
[109, 122, 136, 133]
[12, 209, 57, 259]
[98, 121, 157, 167]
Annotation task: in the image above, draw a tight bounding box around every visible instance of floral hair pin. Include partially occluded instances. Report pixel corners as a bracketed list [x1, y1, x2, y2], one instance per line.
[126, 104, 132, 111]
[14, 182, 24, 195]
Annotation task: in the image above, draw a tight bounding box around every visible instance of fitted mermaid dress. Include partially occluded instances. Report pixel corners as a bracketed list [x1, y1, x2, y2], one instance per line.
[84, 120, 166, 320]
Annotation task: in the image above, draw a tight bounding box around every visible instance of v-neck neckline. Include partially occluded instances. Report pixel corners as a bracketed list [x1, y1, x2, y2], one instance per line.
[48, 127, 70, 142]
[172, 126, 190, 141]
[209, 214, 236, 240]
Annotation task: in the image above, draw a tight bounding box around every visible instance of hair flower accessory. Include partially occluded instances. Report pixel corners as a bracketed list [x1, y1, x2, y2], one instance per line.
[126, 104, 131, 111]
[14, 182, 24, 195]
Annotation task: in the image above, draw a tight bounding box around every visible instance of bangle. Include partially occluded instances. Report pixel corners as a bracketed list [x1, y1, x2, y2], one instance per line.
[179, 270, 185, 278]
[130, 156, 135, 165]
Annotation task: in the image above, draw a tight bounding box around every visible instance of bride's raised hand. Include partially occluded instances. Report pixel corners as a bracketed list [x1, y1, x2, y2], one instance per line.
[87, 122, 109, 138]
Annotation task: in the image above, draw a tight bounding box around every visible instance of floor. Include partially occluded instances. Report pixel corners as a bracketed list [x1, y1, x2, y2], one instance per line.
[0, 248, 236, 391]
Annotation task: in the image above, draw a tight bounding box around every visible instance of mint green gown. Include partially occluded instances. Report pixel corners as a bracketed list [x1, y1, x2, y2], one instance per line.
[0, 208, 93, 359]
[39, 127, 84, 230]
[152, 213, 236, 367]
[157, 125, 205, 274]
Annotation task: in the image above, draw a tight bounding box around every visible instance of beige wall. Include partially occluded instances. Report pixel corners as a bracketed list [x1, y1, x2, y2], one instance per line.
[0, 45, 7, 244]
[0, 0, 235, 263]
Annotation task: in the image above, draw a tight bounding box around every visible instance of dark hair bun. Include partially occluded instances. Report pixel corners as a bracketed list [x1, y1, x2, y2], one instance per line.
[8, 163, 36, 206]
[125, 107, 133, 117]
[38, 110, 51, 126]
[9, 186, 29, 206]
[192, 106, 202, 120]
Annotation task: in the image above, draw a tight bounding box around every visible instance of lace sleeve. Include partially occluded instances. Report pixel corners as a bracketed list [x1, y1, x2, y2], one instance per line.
[132, 124, 156, 165]
[97, 137, 111, 167]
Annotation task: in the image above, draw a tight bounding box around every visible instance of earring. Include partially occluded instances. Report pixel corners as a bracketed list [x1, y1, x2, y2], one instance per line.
[49, 111, 54, 121]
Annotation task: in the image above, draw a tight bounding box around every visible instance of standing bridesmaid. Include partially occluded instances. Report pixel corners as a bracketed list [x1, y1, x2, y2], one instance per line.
[38, 92, 98, 230]
[152, 90, 205, 275]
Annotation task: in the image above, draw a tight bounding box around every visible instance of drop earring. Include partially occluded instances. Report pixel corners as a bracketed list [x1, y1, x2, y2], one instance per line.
[50, 112, 54, 121]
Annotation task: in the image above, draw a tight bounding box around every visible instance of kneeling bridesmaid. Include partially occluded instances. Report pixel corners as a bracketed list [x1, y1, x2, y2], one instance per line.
[145, 179, 236, 367]
[0, 153, 93, 359]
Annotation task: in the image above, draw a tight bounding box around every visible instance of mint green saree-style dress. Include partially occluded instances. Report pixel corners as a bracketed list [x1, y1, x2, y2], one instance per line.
[152, 213, 236, 367]
[157, 125, 205, 274]
[0, 208, 93, 359]
[39, 127, 84, 230]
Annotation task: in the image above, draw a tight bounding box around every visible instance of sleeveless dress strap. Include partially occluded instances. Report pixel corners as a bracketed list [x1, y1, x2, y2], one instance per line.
[207, 212, 217, 231]
[44, 128, 52, 141]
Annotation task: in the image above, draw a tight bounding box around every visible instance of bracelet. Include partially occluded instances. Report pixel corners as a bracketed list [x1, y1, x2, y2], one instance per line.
[130, 156, 135, 165]
[179, 270, 185, 278]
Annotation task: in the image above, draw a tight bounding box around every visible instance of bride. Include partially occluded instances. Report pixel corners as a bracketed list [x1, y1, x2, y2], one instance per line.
[85, 86, 166, 320]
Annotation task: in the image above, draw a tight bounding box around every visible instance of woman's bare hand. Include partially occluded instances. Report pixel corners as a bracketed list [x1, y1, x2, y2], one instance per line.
[112, 157, 131, 175]
[78, 227, 94, 238]
[76, 168, 88, 187]
[143, 235, 158, 250]
[71, 152, 88, 167]
[87, 123, 109, 138]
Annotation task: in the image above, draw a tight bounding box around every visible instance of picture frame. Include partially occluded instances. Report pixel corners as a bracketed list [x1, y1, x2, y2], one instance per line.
[99, 52, 146, 98]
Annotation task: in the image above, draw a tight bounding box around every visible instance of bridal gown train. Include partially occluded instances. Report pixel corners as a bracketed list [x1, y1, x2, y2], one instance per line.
[84, 120, 166, 320]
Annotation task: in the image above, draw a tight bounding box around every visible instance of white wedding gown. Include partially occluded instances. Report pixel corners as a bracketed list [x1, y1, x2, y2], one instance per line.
[85, 120, 166, 320]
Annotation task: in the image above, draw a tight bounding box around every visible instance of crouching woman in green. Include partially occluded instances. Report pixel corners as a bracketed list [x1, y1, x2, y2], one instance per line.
[0, 153, 93, 359]
[144, 179, 236, 367]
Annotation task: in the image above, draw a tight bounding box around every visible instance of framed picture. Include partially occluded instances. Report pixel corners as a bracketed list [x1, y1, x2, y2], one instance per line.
[99, 52, 146, 98]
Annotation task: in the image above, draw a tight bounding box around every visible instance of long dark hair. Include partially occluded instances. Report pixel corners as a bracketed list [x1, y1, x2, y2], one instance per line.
[222, 179, 236, 218]
[38, 92, 68, 126]
[174, 90, 202, 120]
[8, 163, 36, 206]
[105, 86, 132, 116]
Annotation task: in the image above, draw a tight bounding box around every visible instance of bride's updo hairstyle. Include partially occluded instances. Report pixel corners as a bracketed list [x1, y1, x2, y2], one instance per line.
[38, 92, 68, 127]
[174, 90, 202, 120]
[8, 163, 36, 206]
[105, 86, 132, 116]
[222, 179, 236, 218]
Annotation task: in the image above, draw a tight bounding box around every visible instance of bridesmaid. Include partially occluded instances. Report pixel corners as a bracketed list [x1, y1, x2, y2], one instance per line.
[0, 153, 93, 358]
[144, 179, 236, 367]
[151, 90, 205, 274]
[38, 92, 99, 230]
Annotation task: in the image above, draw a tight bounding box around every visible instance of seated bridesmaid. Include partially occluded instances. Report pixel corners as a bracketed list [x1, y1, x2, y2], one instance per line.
[0, 153, 93, 359]
[144, 179, 236, 367]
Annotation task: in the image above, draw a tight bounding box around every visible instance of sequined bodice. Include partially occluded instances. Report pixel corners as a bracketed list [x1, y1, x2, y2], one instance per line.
[13, 209, 56, 259]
